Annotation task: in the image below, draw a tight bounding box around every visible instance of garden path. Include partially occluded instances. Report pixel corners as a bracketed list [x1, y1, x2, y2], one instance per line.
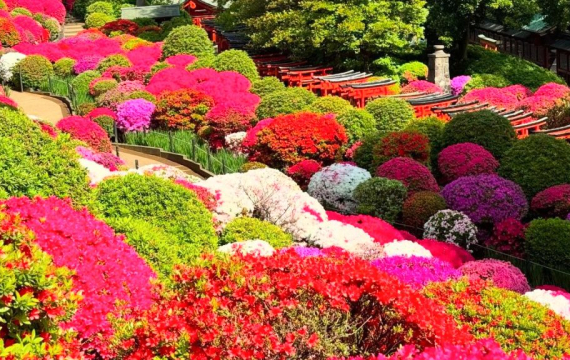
[9, 90, 201, 177]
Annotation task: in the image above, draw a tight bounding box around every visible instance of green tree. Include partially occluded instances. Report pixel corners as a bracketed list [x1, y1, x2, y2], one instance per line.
[538, 0, 570, 29]
[218, 0, 428, 66]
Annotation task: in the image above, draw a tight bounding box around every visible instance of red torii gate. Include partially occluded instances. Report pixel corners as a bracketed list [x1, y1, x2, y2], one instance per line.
[183, 0, 217, 27]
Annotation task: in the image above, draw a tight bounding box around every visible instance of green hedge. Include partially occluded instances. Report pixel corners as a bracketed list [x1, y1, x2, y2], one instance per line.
[365, 97, 415, 132]
[220, 217, 293, 248]
[213, 49, 259, 82]
[256, 87, 317, 119]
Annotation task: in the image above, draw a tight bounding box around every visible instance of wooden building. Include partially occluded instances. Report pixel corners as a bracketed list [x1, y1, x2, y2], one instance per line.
[183, 0, 217, 27]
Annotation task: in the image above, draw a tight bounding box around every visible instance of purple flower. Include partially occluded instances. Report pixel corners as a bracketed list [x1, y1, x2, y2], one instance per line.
[450, 75, 471, 96]
[441, 174, 528, 225]
[284, 246, 324, 258]
[73, 56, 103, 74]
[116, 98, 155, 132]
[371, 256, 460, 289]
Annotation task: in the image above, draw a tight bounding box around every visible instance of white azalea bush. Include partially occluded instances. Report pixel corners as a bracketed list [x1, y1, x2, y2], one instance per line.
[423, 210, 478, 251]
[382, 240, 433, 258]
[217, 239, 276, 257]
[0, 52, 26, 82]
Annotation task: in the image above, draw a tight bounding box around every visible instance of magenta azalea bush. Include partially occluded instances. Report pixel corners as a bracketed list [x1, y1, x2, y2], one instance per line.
[450, 75, 471, 96]
[438, 143, 499, 184]
[441, 174, 528, 225]
[459, 259, 531, 294]
[116, 98, 155, 132]
[371, 256, 460, 289]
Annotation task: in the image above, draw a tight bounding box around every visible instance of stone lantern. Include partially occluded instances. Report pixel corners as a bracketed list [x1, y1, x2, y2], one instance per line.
[428, 45, 451, 93]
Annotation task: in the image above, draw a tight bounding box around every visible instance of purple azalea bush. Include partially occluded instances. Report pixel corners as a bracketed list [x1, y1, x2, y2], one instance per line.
[450, 75, 471, 96]
[441, 174, 528, 225]
[459, 259, 531, 294]
[73, 55, 103, 74]
[116, 98, 155, 132]
[286, 246, 324, 258]
[371, 255, 460, 289]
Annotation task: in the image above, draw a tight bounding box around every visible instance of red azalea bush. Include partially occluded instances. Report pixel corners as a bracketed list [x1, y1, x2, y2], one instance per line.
[459, 259, 530, 293]
[34, 119, 58, 138]
[437, 143, 499, 184]
[372, 131, 430, 167]
[242, 117, 274, 148]
[402, 191, 447, 229]
[0, 95, 18, 109]
[1, 196, 156, 357]
[462, 87, 519, 110]
[287, 159, 323, 190]
[102, 65, 148, 82]
[201, 103, 255, 149]
[414, 239, 474, 268]
[485, 218, 527, 258]
[100, 20, 139, 36]
[248, 112, 348, 168]
[531, 184, 570, 219]
[400, 80, 442, 94]
[111, 251, 472, 359]
[326, 211, 405, 244]
[0, 17, 20, 46]
[153, 88, 215, 130]
[56, 115, 112, 153]
[173, 179, 218, 212]
[376, 157, 439, 195]
[88, 107, 117, 120]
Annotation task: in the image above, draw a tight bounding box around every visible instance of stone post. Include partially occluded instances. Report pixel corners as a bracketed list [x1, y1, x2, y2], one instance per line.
[428, 45, 451, 93]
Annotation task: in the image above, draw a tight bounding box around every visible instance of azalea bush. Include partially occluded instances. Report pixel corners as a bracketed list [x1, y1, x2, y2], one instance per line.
[459, 259, 530, 293]
[365, 98, 415, 132]
[414, 239, 474, 269]
[531, 184, 570, 219]
[336, 108, 376, 144]
[371, 256, 460, 289]
[220, 217, 293, 248]
[326, 211, 404, 244]
[153, 88, 214, 130]
[485, 218, 527, 258]
[437, 143, 499, 184]
[372, 131, 430, 168]
[402, 191, 447, 230]
[286, 159, 322, 190]
[256, 87, 317, 119]
[401, 80, 442, 94]
[376, 157, 439, 195]
[116, 98, 155, 132]
[525, 218, 570, 272]
[461, 87, 519, 110]
[353, 177, 407, 223]
[423, 210, 478, 250]
[56, 115, 112, 153]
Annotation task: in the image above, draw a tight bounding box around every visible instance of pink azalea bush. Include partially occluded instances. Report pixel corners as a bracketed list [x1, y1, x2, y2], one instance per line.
[165, 54, 197, 67]
[450, 75, 471, 96]
[438, 143, 499, 184]
[376, 157, 439, 195]
[401, 80, 442, 94]
[485, 218, 527, 258]
[459, 259, 531, 294]
[116, 98, 155, 132]
[286, 159, 322, 190]
[76, 145, 124, 171]
[56, 115, 112, 153]
[326, 211, 405, 245]
[414, 239, 474, 268]
[462, 87, 519, 110]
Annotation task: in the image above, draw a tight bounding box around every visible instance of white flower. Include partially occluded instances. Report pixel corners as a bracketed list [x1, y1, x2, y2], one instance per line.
[217, 240, 275, 257]
[78, 158, 114, 185]
[525, 289, 570, 320]
[136, 164, 201, 183]
[382, 240, 432, 258]
[0, 52, 26, 83]
[423, 210, 478, 251]
[225, 132, 246, 154]
[308, 163, 371, 213]
[310, 220, 380, 258]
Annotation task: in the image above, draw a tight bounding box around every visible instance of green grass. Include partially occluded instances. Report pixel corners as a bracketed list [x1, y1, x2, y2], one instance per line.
[124, 130, 247, 174]
[39, 75, 94, 112]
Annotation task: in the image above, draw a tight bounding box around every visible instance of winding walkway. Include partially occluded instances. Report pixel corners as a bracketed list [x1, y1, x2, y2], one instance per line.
[9, 90, 201, 177]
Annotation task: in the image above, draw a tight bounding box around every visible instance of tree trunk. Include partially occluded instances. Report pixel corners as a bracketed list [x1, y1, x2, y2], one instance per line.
[459, 23, 470, 61]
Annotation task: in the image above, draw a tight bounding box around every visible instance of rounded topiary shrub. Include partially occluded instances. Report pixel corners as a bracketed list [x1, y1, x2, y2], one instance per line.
[306, 96, 352, 115]
[423, 210, 478, 250]
[485, 218, 527, 258]
[56, 115, 112, 153]
[162, 25, 214, 58]
[86, 1, 114, 16]
[372, 131, 430, 168]
[438, 143, 499, 184]
[307, 163, 371, 213]
[250, 76, 285, 97]
[255, 87, 317, 119]
[11, 7, 32, 17]
[525, 218, 570, 271]
[376, 157, 439, 195]
[441, 174, 528, 226]
[531, 184, 570, 219]
[85, 12, 115, 29]
[239, 161, 267, 172]
[213, 49, 259, 82]
[96, 54, 132, 72]
[89, 78, 118, 97]
[53, 58, 76, 78]
[220, 217, 293, 248]
[154, 88, 214, 130]
[499, 134, 570, 198]
[441, 110, 516, 159]
[353, 177, 407, 224]
[353, 131, 385, 171]
[0, 18, 20, 47]
[71, 70, 101, 94]
[95, 173, 217, 259]
[398, 61, 428, 82]
[336, 108, 376, 144]
[13, 55, 54, 90]
[365, 98, 415, 132]
[463, 73, 510, 93]
[402, 191, 447, 229]
[459, 259, 530, 294]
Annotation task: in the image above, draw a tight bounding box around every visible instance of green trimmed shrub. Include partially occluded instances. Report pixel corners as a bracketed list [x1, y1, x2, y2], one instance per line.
[92, 115, 114, 137]
[441, 110, 515, 159]
[35, 15, 61, 40]
[239, 161, 267, 172]
[138, 30, 163, 42]
[76, 102, 96, 116]
[463, 74, 510, 93]
[250, 76, 285, 97]
[220, 217, 293, 248]
[526, 218, 570, 272]
[53, 58, 76, 78]
[10, 7, 32, 17]
[256, 87, 317, 119]
[104, 217, 185, 280]
[405, 116, 445, 167]
[162, 25, 214, 58]
[213, 49, 259, 82]
[185, 53, 216, 71]
[398, 61, 428, 82]
[465, 45, 565, 90]
[85, 12, 115, 28]
[336, 108, 376, 144]
[91, 78, 118, 97]
[96, 54, 131, 72]
[71, 70, 101, 94]
[127, 90, 155, 103]
[353, 131, 384, 171]
[402, 191, 447, 229]
[86, 1, 114, 16]
[95, 173, 217, 259]
[132, 17, 158, 27]
[12, 55, 54, 90]
[0, 107, 91, 205]
[160, 12, 193, 36]
[499, 134, 570, 198]
[365, 97, 415, 132]
[353, 177, 407, 223]
[306, 96, 352, 115]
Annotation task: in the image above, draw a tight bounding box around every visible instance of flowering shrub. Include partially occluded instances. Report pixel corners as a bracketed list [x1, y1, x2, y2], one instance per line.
[372, 131, 430, 167]
[2, 196, 155, 356]
[531, 184, 570, 219]
[401, 80, 442, 94]
[459, 259, 530, 293]
[450, 75, 471, 96]
[56, 115, 112, 153]
[525, 218, 570, 272]
[76, 145, 124, 171]
[224, 131, 246, 153]
[503, 84, 532, 100]
[248, 112, 348, 169]
[485, 218, 527, 258]
[517, 95, 561, 117]
[438, 143, 499, 184]
[402, 191, 447, 229]
[96, 54, 132, 73]
[326, 211, 404, 244]
[308, 163, 371, 213]
[7, 0, 66, 23]
[0, 94, 18, 110]
[242, 117, 273, 148]
[34, 118, 57, 138]
[153, 88, 214, 130]
[423, 210, 478, 250]
[100, 19, 139, 36]
[534, 82, 570, 99]
[89, 77, 117, 96]
[353, 177, 407, 223]
[381, 240, 432, 258]
[525, 289, 570, 321]
[309, 220, 380, 258]
[218, 239, 276, 256]
[372, 256, 460, 289]
[424, 279, 570, 358]
[414, 239, 474, 268]
[221, 217, 293, 248]
[462, 87, 519, 110]
[376, 157, 438, 195]
[116, 98, 155, 132]
[96, 80, 144, 110]
[399, 61, 428, 82]
[287, 160, 322, 190]
[173, 179, 217, 211]
[0, 52, 25, 82]
[73, 55, 103, 74]
[201, 104, 255, 149]
[165, 54, 197, 67]
[0, 17, 21, 46]
[13, 15, 48, 43]
[441, 175, 528, 225]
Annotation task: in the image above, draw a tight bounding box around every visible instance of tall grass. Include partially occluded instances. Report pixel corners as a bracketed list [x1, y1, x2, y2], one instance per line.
[124, 130, 247, 174]
[39, 75, 94, 111]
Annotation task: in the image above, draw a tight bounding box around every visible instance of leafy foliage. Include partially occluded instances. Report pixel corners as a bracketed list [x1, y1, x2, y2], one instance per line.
[213, 49, 259, 82]
[256, 87, 317, 119]
[365, 98, 415, 133]
[525, 218, 570, 272]
[162, 25, 214, 58]
[220, 217, 293, 248]
[353, 177, 407, 223]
